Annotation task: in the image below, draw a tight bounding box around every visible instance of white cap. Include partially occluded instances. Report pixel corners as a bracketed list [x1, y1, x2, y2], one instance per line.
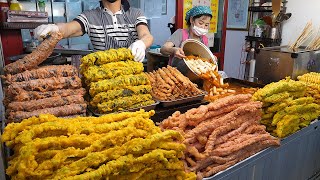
[0, 0, 8, 3]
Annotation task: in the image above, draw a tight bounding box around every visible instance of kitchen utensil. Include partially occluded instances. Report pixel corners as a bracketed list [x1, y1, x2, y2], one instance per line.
[275, 12, 292, 26]
[272, 0, 281, 26]
[261, 16, 273, 27]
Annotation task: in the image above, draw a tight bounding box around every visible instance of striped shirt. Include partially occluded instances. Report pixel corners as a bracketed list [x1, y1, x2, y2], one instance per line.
[74, 4, 148, 51]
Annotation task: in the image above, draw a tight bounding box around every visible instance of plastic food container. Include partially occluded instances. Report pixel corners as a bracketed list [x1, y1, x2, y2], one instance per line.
[9, 0, 21, 11]
[173, 39, 218, 85]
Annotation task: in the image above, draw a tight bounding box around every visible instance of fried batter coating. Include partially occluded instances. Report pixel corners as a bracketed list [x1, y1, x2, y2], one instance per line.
[91, 85, 152, 107]
[252, 78, 306, 101]
[3, 111, 190, 180]
[83, 61, 143, 83]
[160, 94, 279, 178]
[97, 94, 154, 113]
[89, 73, 150, 97]
[80, 48, 134, 71]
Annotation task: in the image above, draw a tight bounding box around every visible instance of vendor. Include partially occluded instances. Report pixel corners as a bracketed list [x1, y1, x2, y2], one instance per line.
[160, 6, 212, 66]
[34, 0, 153, 62]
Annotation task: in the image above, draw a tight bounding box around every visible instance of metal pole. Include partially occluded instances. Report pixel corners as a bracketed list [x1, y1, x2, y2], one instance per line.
[50, 0, 54, 23]
[35, 0, 39, 12]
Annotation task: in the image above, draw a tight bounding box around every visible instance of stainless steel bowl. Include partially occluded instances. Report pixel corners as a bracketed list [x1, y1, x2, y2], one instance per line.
[172, 39, 218, 85]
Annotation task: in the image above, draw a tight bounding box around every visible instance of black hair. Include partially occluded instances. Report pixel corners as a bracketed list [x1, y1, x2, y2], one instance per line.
[187, 13, 212, 27]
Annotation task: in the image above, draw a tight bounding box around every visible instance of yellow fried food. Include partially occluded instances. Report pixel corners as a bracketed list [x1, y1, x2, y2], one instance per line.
[2, 112, 193, 180]
[252, 78, 306, 101]
[89, 73, 150, 97]
[90, 85, 152, 107]
[97, 94, 154, 113]
[1, 110, 154, 144]
[274, 115, 300, 138]
[252, 77, 320, 138]
[298, 72, 320, 85]
[80, 48, 134, 71]
[83, 61, 143, 83]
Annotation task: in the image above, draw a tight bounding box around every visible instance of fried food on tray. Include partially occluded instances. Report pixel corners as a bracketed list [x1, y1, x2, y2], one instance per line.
[252, 77, 320, 138]
[89, 73, 150, 97]
[4, 88, 86, 103]
[7, 103, 87, 123]
[97, 94, 154, 113]
[4, 32, 63, 75]
[160, 94, 280, 179]
[5, 76, 82, 96]
[1, 110, 195, 180]
[3, 65, 78, 83]
[7, 95, 84, 112]
[91, 85, 152, 107]
[82, 48, 155, 114]
[83, 61, 143, 83]
[146, 66, 203, 101]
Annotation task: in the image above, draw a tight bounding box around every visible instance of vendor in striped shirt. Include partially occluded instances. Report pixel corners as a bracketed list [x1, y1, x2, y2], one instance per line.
[34, 0, 153, 62]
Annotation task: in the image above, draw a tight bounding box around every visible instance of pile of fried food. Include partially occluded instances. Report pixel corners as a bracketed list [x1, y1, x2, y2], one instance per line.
[298, 72, 320, 104]
[184, 55, 258, 102]
[1, 110, 196, 180]
[205, 84, 259, 102]
[81, 48, 155, 113]
[2, 32, 87, 123]
[253, 78, 320, 138]
[184, 56, 229, 97]
[160, 94, 280, 179]
[145, 66, 203, 101]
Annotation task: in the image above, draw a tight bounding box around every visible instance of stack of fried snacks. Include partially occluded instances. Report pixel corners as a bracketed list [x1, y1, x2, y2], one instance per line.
[2, 32, 87, 123]
[80, 48, 134, 71]
[83, 61, 144, 83]
[146, 66, 203, 101]
[81, 48, 155, 113]
[160, 94, 280, 179]
[1, 110, 196, 180]
[298, 72, 320, 104]
[253, 78, 320, 138]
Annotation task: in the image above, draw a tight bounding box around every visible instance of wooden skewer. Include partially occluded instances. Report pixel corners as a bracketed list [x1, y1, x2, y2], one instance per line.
[289, 21, 314, 50]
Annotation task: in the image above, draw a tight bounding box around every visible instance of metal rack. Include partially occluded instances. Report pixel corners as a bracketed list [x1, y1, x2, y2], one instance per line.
[0, 22, 48, 30]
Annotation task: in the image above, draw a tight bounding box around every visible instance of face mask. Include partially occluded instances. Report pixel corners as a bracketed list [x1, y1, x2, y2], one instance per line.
[192, 25, 209, 36]
[107, 0, 117, 3]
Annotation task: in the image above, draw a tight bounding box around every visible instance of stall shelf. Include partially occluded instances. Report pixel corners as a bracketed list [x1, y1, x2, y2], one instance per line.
[205, 119, 320, 180]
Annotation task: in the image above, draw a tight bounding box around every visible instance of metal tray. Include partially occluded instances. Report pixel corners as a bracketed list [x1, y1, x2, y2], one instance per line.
[224, 78, 265, 88]
[88, 101, 160, 117]
[159, 91, 207, 108]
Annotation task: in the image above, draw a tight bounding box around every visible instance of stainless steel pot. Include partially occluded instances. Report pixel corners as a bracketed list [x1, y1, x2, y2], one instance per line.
[172, 39, 217, 85]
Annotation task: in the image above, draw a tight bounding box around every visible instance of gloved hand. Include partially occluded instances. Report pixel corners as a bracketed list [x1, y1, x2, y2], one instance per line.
[129, 40, 146, 62]
[34, 24, 60, 41]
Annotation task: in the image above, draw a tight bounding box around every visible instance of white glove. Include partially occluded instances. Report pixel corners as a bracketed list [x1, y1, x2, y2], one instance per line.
[129, 40, 146, 62]
[34, 24, 59, 41]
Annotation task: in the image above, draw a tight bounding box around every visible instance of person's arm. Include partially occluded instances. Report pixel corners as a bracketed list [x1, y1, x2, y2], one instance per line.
[136, 24, 153, 49]
[160, 42, 186, 59]
[56, 21, 83, 38]
[34, 21, 83, 40]
[160, 29, 186, 59]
